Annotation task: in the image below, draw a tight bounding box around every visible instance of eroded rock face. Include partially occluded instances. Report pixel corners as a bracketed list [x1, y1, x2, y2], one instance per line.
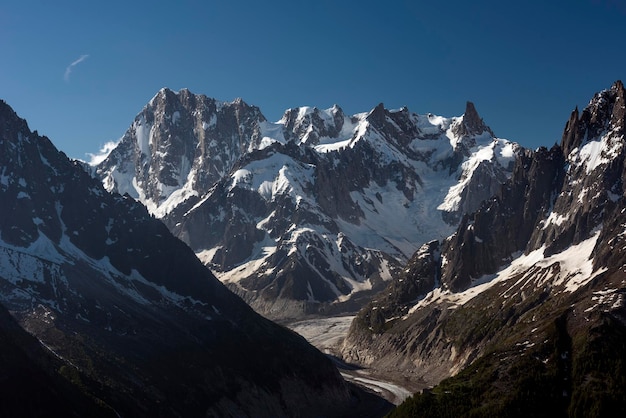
[94, 88, 266, 216]
[354, 240, 441, 334]
[530, 80, 626, 256]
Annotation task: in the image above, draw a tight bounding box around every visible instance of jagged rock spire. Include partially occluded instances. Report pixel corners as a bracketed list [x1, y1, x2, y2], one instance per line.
[560, 79, 626, 158]
[561, 106, 580, 157]
[452, 101, 495, 138]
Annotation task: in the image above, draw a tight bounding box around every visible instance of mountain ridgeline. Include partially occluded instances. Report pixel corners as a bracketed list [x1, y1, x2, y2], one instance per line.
[343, 80, 626, 416]
[93, 88, 520, 320]
[3, 79, 625, 417]
[0, 100, 360, 417]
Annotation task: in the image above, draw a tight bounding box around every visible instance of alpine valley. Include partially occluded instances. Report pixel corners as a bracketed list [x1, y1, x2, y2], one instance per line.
[0, 100, 378, 417]
[0, 79, 624, 417]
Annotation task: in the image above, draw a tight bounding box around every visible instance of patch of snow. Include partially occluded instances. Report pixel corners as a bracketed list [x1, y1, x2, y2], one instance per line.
[196, 247, 221, 265]
[0, 238, 63, 286]
[0, 168, 9, 186]
[542, 211, 570, 229]
[217, 235, 277, 283]
[313, 115, 359, 153]
[573, 131, 623, 174]
[134, 116, 152, 157]
[438, 139, 500, 212]
[229, 153, 314, 203]
[419, 113, 453, 134]
[577, 140, 609, 173]
[585, 288, 624, 313]
[144, 166, 200, 218]
[495, 140, 516, 168]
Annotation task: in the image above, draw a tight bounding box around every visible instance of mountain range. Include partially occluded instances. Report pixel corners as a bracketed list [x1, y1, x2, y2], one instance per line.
[2, 80, 625, 417]
[92, 88, 520, 320]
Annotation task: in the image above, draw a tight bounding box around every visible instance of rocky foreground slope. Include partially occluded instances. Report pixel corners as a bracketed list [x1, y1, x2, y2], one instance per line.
[93, 89, 520, 320]
[342, 81, 626, 416]
[0, 100, 362, 417]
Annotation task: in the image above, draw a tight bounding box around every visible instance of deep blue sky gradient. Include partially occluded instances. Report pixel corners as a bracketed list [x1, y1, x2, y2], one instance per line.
[2, 0, 625, 159]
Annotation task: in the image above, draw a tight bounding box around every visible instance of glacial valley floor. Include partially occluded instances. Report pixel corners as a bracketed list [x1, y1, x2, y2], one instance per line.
[287, 315, 419, 412]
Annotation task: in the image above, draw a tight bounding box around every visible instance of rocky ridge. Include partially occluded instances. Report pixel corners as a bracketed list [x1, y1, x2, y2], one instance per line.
[342, 81, 626, 416]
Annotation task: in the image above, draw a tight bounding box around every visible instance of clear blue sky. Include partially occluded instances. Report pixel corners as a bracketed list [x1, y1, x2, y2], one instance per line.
[1, 0, 625, 160]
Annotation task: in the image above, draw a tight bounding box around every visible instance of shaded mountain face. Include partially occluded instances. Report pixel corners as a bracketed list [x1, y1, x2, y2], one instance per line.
[0, 100, 355, 417]
[0, 303, 115, 417]
[342, 81, 626, 415]
[94, 91, 520, 320]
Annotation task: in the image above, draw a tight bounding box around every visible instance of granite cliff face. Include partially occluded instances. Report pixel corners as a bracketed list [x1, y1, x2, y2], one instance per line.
[0, 100, 356, 417]
[342, 81, 626, 416]
[94, 92, 520, 320]
[93, 88, 266, 217]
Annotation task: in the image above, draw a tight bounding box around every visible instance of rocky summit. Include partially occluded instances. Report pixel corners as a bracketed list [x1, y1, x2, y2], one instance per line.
[342, 81, 626, 417]
[93, 90, 520, 320]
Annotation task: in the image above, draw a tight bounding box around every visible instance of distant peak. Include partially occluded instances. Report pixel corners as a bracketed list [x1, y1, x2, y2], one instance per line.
[561, 80, 626, 157]
[153, 87, 197, 101]
[611, 80, 625, 108]
[151, 87, 178, 105]
[451, 101, 493, 138]
[366, 102, 387, 126]
[463, 101, 483, 133]
[329, 104, 345, 119]
[0, 99, 30, 135]
[232, 97, 246, 106]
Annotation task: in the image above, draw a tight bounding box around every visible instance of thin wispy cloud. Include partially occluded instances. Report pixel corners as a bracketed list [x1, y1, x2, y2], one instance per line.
[64, 54, 89, 82]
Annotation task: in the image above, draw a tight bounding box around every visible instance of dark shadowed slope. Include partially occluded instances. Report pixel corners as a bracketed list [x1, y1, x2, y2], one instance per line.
[0, 99, 356, 417]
